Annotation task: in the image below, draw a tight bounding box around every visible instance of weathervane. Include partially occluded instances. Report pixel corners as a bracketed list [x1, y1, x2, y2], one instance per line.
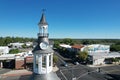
[42, 9, 46, 13]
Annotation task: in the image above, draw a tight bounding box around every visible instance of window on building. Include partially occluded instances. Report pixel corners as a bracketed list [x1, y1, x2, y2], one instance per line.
[49, 55, 51, 66]
[42, 56, 46, 68]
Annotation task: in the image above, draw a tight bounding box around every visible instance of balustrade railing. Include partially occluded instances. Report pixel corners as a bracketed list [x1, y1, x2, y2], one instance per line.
[38, 33, 49, 37]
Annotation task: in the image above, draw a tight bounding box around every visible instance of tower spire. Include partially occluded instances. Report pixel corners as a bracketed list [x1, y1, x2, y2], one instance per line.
[39, 9, 48, 26]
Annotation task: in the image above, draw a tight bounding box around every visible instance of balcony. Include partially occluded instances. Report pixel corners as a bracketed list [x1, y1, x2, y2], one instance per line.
[37, 33, 49, 37]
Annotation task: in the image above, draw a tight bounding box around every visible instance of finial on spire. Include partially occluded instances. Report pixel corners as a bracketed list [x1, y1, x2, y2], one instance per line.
[42, 9, 46, 13]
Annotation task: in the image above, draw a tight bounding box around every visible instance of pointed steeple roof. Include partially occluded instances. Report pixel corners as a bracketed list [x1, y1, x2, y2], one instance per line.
[38, 12, 48, 26]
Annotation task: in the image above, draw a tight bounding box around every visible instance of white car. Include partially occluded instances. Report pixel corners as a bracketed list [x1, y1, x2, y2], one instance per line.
[74, 62, 79, 65]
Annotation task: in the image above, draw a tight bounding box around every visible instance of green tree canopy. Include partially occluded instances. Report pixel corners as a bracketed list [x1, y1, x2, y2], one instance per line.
[9, 49, 20, 54]
[54, 40, 60, 49]
[62, 38, 72, 44]
[0, 36, 35, 46]
[110, 44, 120, 51]
[78, 51, 88, 61]
[53, 54, 58, 63]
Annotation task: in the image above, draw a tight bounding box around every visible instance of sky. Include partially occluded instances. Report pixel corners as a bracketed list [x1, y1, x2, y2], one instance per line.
[0, 0, 120, 39]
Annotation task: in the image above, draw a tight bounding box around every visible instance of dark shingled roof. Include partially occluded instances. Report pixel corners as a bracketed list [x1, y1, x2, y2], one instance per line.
[32, 44, 54, 54]
[38, 13, 48, 26]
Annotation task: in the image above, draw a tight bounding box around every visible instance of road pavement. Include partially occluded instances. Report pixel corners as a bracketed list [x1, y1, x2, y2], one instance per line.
[100, 65, 120, 80]
[55, 50, 108, 80]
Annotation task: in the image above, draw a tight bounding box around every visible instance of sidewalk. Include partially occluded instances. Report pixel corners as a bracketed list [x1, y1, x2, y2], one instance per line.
[0, 66, 59, 80]
[87, 64, 119, 68]
[53, 66, 59, 72]
[0, 66, 59, 77]
[1, 69, 32, 77]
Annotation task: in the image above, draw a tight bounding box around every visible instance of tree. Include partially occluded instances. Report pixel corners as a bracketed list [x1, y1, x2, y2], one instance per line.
[62, 38, 72, 44]
[53, 54, 58, 66]
[112, 58, 119, 64]
[78, 51, 88, 62]
[0, 36, 35, 46]
[54, 40, 60, 49]
[81, 40, 91, 45]
[4, 36, 13, 45]
[9, 49, 20, 54]
[62, 38, 75, 45]
[22, 44, 27, 48]
[0, 37, 5, 46]
[110, 44, 120, 51]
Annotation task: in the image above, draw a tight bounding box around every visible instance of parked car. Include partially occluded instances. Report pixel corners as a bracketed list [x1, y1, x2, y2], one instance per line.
[74, 62, 79, 65]
[80, 61, 87, 65]
[63, 62, 68, 67]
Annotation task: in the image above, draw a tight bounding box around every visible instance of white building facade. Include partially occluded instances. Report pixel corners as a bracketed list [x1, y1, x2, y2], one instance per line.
[81, 44, 110, 53]
[0, 46, 9, 55]
[8, 42, 24, 48]
[82, 44, 120, 65]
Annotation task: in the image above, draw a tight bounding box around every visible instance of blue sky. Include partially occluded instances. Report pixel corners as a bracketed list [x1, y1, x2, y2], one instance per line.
[0, 0, 120, 39]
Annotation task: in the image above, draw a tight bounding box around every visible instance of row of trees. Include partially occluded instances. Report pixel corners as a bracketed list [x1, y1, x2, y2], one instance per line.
[0, 36, 34, 46]
[110, 42, 120, 51]
[54, 39, 120, 46]
[54, 38, 80, 49]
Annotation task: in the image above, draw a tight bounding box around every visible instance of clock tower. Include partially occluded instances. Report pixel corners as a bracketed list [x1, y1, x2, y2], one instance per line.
[32, 11, 54, 74]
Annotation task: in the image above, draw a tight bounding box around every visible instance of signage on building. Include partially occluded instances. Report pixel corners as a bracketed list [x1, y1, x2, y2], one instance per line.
[83, 44, 110, 53]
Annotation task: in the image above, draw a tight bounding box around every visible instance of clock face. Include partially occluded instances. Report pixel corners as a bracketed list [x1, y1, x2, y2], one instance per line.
[39, 42, 48, 50]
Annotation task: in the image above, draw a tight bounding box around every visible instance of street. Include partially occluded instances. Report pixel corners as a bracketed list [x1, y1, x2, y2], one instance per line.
[100, 65, 120, 80]
[54, 50, 109, 80]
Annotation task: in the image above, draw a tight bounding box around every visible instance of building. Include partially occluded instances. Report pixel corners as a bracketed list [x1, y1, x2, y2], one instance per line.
[0, 46, 9, 55]
[0, 51, 33, 69]
[8, 42, 24, 48]
[82, 44, 110, 53]
[32, 11, 60, 80]
[88, 52, 120, 65]
[82, 44, 120, 65]
[70, 44, 110, 53]
[25, 42, 33, 47]
[59, 44, 120, 65]
[60, 44, 72, 51]
[32, 11, 54, 74]
[72, 45, 84, 52]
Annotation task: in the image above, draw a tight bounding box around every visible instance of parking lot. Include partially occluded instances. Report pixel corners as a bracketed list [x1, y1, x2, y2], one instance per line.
[56, 64, 111, 80]
[100, 65, 120, 80]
